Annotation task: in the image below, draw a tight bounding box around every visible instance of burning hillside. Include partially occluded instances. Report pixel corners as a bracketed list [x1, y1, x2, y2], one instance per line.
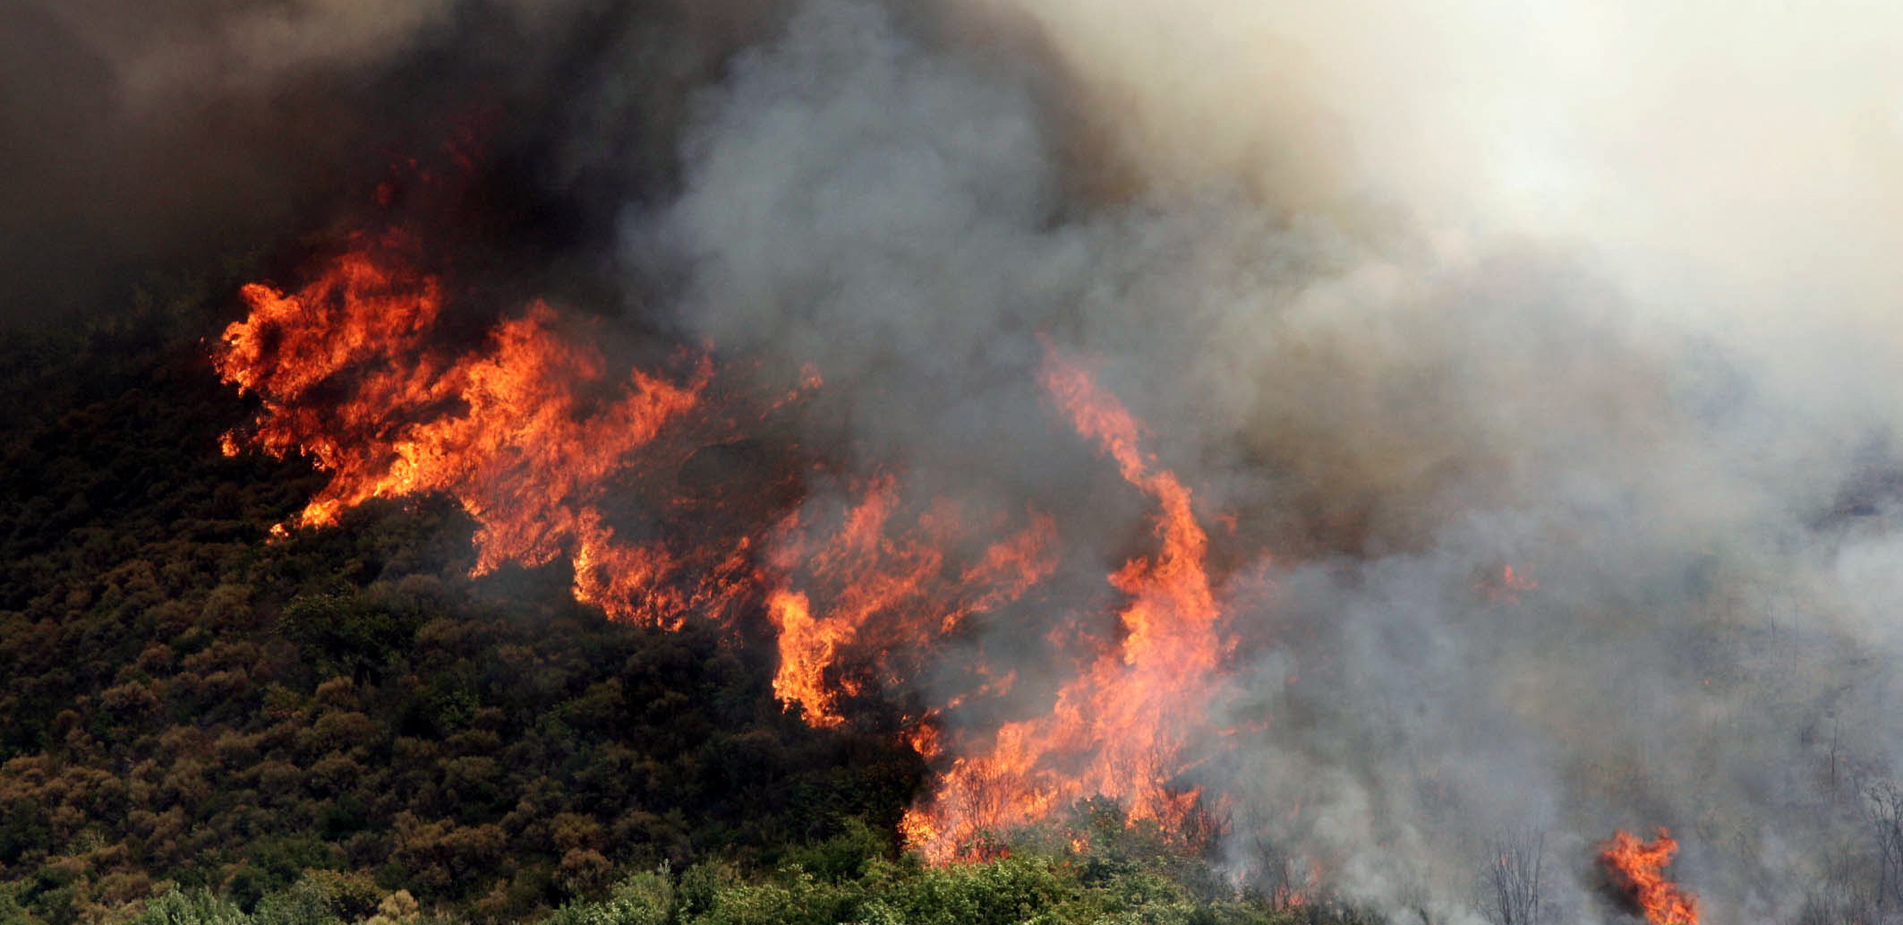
[17, 0, 1903, 921]
[213, 217, 1243, 863]
[216, 229, 729, 628]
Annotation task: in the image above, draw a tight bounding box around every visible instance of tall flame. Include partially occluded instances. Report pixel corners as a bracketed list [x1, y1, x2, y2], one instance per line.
[900, 348, 1232, 862]
[1599, 828, 1700, 925]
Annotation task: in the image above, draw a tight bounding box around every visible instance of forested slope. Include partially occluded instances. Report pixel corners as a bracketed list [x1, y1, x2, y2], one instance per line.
[0, 280, 1340, 925]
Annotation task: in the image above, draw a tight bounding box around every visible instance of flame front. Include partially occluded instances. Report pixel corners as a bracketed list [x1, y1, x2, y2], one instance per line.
[217, 232, 1238, 865]
[900, 348, 1232, 862]
[766, 478, 1058, 728]
[214, 235, 738, 627]
[1599, 828, 1699, 925]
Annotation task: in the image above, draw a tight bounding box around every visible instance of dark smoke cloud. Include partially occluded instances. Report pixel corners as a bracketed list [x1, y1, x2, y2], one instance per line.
[0, 0, 787, 327]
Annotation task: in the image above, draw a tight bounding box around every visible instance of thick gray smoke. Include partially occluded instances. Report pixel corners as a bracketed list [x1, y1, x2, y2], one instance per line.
[628, 0, 1903, 921]
[20, 0, 1903, 919]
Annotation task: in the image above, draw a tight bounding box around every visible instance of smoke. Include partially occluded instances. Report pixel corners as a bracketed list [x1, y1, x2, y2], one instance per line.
[0, 0, 786, 325]
[625, 0, 1903, 920]
[25, 0, 1903, 918]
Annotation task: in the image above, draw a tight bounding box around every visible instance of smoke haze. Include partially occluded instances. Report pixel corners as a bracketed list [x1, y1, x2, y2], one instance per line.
[20, 0, 1903, 920]
[634, 1, 1903, 920]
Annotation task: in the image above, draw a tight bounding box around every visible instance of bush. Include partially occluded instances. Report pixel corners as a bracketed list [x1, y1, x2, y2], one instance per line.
[129, 889, 249, 925]
[542, 869, 673, 925]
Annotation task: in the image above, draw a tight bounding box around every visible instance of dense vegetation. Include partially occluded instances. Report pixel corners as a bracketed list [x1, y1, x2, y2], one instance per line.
[0, 278, 1356, 925]
[106, 813, 1348, 925]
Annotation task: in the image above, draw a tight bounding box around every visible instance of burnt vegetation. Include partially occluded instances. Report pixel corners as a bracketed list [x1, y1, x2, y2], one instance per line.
[0, 281, 1360, 925]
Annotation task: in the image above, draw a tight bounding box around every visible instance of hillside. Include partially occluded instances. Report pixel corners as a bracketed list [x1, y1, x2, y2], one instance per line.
[0, 279, 1345, 925]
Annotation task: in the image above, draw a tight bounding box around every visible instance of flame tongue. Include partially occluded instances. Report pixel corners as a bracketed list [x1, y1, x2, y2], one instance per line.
[900, 349, 1231, 862]
[218, 232, 1239, 862]
[767, 478, 1059, 728]
[1599, 828, 1700, 925]
[214, 237, 728, 626]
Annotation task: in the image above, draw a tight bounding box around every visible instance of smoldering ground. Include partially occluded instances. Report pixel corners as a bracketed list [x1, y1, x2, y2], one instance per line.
[20, 0, 1903, 921]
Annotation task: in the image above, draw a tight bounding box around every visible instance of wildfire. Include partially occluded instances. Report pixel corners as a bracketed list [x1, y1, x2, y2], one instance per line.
[218, 228, 1237, 867]
[214, 233, 743, 628]
[765, 478, 1057, 728]
[1476, 564, 1539, 604]
[899, 348, 1231, 863]
[1599, 828, 1699, 925]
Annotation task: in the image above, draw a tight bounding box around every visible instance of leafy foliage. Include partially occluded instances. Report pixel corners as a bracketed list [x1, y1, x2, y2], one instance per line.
[534, 824, 1372, 925]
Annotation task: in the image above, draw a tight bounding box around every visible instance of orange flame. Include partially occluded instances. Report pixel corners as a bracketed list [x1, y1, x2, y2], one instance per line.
[1599, 828, 1699, 925]
[901, 348, 1233, 863]
[214, 234, 740, 627]
[766, 478, 1058, 727]
[219, 230, 1245, 865]
[1476, 564, 1539, 604]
